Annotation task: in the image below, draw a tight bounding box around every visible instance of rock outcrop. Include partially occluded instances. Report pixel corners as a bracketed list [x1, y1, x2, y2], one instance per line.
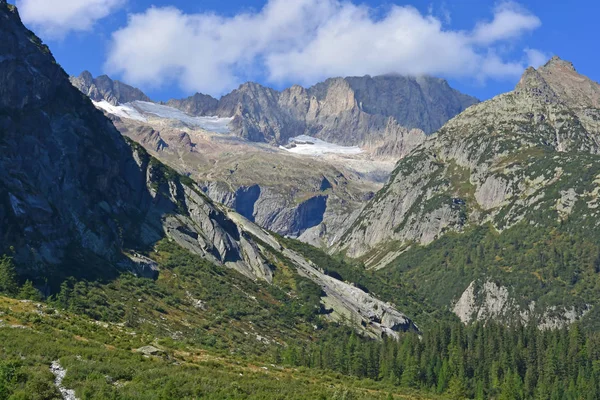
[165, 92, 219, 116]
[453, 280, 591, 329]
[70, 71, 151, 106]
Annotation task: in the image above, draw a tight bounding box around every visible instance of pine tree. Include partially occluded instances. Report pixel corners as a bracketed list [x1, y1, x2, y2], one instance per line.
[474, 379, 485, 400]
[400, 353, 418, 388]
[499, 370, 523, 400]
[55, 280, 73, 310]
[446, 375, 468, 400]
[18, 280, 42, 301]
[0, 255, 18, 296]
[436, 359, 450, 394]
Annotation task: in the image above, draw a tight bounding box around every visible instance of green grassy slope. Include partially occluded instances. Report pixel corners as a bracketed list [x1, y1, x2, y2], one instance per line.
[0, 296, 434, 400]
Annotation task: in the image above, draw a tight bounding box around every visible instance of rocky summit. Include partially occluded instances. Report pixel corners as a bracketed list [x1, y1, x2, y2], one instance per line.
[70, 71, 151, 106]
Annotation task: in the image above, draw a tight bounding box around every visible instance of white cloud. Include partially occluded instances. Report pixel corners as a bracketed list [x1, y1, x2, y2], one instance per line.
[105, 0, 545, 96]
[524, 48, 550, 68]
[16, 0, 125, 39]
[472, 2, 541, 44]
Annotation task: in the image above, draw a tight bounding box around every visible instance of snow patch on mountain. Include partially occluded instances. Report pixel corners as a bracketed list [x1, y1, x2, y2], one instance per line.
[131, 101, 232, 133]
[280, 135, 364, 156]
[92, 100, 233, 133]
[93, 100, 147, 122]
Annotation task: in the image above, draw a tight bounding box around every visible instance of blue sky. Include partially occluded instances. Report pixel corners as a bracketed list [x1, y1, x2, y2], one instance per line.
[10, 0, 600, 102]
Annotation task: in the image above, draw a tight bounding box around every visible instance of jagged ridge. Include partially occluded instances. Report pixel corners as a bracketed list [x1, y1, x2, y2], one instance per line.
[74, 71, 477, 158]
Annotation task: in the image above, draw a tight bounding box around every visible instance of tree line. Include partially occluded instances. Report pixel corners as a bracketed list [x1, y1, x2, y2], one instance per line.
[278, 321, 600, 400]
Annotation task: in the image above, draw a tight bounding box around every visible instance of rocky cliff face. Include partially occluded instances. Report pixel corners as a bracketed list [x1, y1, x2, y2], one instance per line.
[1, 5, 136, 270]
[338, 57, 600, 260]
[164, 75, 477, 156]
[216, 82, 306, 143]
[70, 71, 151, 106]
[0, 2, 415, 337]
[453, 280, 590, 329]
[165, 92, 218, 116]
[0, 4, 270, 282]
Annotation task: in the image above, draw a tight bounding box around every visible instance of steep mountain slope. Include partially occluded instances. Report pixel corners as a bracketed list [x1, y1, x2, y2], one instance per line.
[0, 2, 279, 283]
[336, 57, 600, 327]
[0, 1, 416, 338]
[72, 72, 397, 248]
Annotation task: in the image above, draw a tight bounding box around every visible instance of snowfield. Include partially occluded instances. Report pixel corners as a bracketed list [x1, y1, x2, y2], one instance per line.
[93, 100, 147, 122]
[130, 101, 233, 133]
[92, 100, 233, 133]
[280, 135, 364, 156]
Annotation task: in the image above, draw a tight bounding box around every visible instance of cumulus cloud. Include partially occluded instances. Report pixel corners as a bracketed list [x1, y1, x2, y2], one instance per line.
[105, 0, 544, 95]
[472, 2, 541, 44]
[525, 48, 551, 68]
[16, 0, 125, 39]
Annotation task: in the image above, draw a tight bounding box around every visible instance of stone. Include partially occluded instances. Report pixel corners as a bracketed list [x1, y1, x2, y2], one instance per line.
[135, 346, 164, 356]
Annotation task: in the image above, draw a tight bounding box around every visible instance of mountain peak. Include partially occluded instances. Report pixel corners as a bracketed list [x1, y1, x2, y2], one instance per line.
[543, 55, 576, 72]
[78, 70, 94, 85]
[70, 71, 151, 105]
[535, 56, 600, 109]
[515, 66, 558, 102]
[164, 92, 218, 116]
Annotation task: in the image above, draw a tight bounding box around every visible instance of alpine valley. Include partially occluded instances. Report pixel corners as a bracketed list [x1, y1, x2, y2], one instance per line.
[2, 1, 600, 399]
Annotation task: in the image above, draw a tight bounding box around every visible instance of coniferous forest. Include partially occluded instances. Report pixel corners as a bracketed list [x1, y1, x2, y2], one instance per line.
[283, 322, 600, 400]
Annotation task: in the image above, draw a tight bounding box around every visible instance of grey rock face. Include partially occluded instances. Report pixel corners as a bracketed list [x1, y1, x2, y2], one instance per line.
[165, 92, 219, 116]
[70, 71, 151, 106]
[337, 57, 600, 260]
[0, 3, 270, 283]
[343, 75, 478, 134]
[202, 182, 332, 239]
[218, 82, 305, 143]
[1, 5, 139, 269]
[453, 280, 590, 329]
[162, 75, 476, 157]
